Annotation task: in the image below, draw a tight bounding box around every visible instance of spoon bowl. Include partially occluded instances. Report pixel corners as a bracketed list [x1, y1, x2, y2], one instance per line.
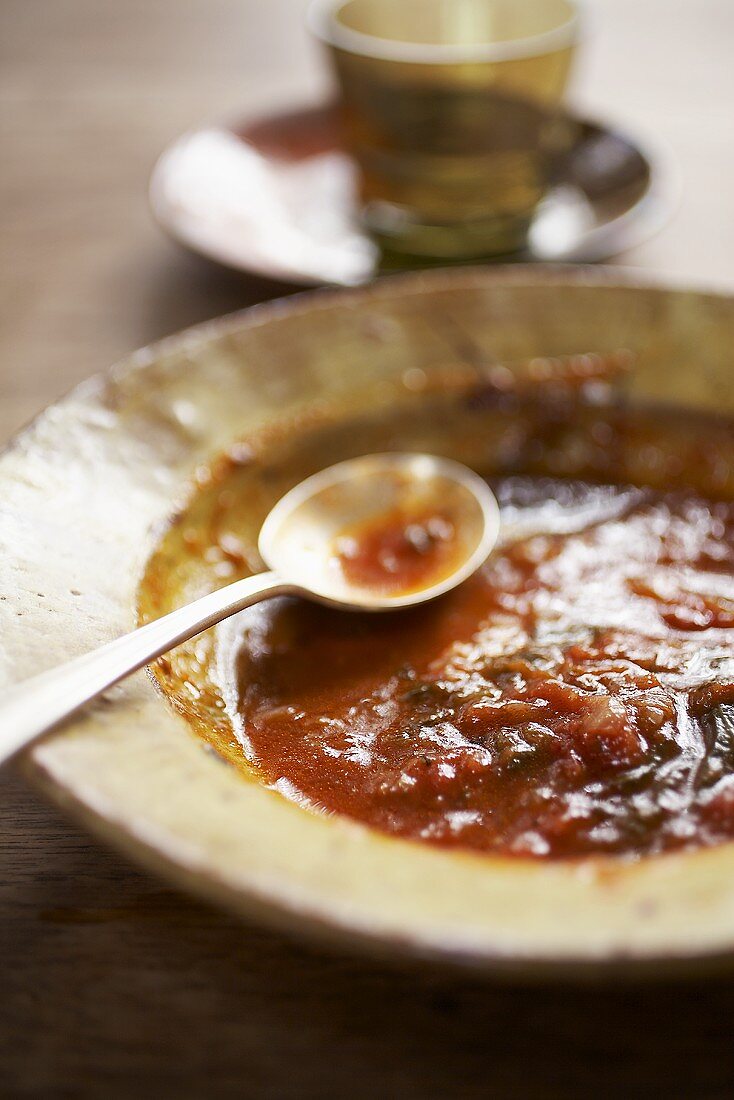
[260, 452, 500, 610]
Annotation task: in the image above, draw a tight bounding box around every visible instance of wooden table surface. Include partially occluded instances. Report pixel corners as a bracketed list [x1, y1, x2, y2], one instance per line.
[3, 1, 734, 1095]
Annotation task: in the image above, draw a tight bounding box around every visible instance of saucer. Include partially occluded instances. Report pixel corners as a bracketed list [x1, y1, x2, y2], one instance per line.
[150, 103, 676, 286]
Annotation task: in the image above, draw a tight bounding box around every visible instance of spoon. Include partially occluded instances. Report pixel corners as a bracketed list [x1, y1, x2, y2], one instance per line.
[0, 452, 500, 765]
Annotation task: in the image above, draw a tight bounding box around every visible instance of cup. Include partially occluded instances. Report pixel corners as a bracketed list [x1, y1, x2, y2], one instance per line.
[309, 0, 579, 260]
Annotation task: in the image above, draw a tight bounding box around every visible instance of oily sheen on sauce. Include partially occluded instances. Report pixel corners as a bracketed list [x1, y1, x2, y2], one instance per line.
[229, 477, 734, 859]
[333, 503, 464, 595]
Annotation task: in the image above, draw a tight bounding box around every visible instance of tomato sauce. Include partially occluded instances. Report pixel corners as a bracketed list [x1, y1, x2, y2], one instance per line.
[333, 505, 461, 594]
[228, 477, 734, 859]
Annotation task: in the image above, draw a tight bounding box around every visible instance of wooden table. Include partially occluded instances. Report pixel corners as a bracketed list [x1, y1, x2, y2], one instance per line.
[2, 1, 734, 1095]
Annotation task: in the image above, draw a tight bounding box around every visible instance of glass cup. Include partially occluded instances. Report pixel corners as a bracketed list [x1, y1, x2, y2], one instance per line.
[309, 0, 579, 261]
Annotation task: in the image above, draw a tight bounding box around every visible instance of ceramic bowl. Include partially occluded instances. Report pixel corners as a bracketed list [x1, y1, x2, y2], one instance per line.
[4, 266, 734, 978]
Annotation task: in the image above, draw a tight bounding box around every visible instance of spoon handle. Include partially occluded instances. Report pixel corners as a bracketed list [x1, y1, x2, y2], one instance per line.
[0, 570, 291, 765]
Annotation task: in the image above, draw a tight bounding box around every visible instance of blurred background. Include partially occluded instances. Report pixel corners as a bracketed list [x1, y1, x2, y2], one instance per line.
[3, 2, 734, 1096]
[2, 0, 733, 438]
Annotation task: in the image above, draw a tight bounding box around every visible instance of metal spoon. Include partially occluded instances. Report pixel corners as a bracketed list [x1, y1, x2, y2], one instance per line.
[0, 452, 500, 764]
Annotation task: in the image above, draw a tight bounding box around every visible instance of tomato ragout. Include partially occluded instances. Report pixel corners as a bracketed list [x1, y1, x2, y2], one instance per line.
[230, 478, 734, 858]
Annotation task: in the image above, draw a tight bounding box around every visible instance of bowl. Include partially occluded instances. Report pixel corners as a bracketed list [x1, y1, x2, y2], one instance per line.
[4, 266, 734, 978]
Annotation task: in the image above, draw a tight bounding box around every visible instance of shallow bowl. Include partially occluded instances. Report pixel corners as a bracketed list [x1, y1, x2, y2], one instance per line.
[4, 266, 734, 978]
